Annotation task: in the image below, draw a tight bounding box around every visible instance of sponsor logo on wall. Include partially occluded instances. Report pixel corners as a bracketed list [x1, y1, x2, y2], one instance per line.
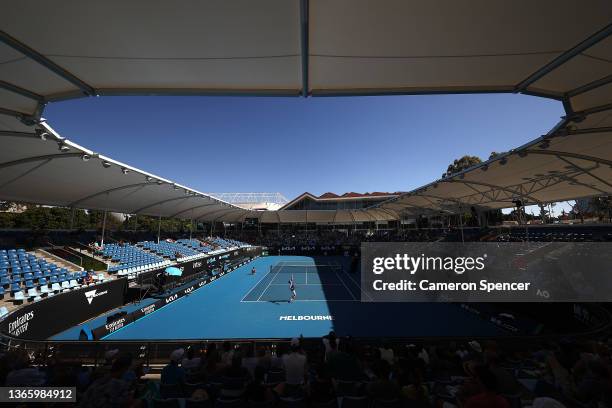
[8, 311, 35, 336]
[165, 293, 178, 304]
[140, 304, 156, 316]
[279, 315, 334, 321]
[105, 317, 127, 333]
[84, 289, 108, 305]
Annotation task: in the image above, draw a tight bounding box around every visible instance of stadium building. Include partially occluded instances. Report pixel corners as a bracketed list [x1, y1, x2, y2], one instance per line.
[0, 1, 611, 406]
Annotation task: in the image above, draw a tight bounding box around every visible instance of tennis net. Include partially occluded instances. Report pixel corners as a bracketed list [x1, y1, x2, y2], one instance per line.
[270, 264, 343, 274]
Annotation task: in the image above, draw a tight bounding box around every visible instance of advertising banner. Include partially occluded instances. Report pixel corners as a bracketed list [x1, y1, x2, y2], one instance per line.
[1, 278, 127, 340]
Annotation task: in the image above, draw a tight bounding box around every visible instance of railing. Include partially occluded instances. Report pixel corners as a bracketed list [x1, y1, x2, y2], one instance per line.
[43, 241, 83, 268]
[0, 303, 609, 370]
[72, 242, 110, 271]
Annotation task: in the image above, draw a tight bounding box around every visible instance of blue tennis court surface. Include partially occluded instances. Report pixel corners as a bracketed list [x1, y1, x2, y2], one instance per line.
[242, 262, 357, 302]
[57, 256, 506, 340]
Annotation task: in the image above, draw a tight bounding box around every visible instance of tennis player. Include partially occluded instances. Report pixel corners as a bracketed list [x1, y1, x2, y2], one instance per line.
[288, 275, 297, 303]
[251, 266, 256, 275]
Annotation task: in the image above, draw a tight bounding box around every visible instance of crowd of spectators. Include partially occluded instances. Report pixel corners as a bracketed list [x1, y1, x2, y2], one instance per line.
[0, 332, 611, 407]
[227, 229, 456, 249]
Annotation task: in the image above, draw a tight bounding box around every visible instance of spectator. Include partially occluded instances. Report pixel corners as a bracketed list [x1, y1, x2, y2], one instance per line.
[242, 344, 260, 377]
[281, 337, 308, 396]
[181, 347, 201, 371]
[485, 353, 521, 396]
[221, 354, 250, 398]
[367, 359, 400, 400]
[463, 365, 510, 408]
[221, 341, 234, 366]
[309, 364, 335, 403]
[80, 353, 138, 408]
[327, 340, 362, 381]
[322, 331, 339, 362]
[161, 348, 185, 386]
[245, 365, 274, 402]
[4, 351, 46, 386]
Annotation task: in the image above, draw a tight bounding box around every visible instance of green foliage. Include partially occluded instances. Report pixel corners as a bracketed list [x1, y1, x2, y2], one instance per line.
[122, 215, 193, 233]
[0, 205, 121, 230]
[0, 203, 198, 233]
[442, 155, 482, 178]
[590, 196, 612, 222]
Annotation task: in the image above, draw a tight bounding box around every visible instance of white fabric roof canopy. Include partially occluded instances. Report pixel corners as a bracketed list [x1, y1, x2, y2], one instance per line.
[0, 0, 611, 222]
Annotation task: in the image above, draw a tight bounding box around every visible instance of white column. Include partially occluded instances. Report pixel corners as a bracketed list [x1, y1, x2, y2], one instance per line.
[100, 210, 108, 248]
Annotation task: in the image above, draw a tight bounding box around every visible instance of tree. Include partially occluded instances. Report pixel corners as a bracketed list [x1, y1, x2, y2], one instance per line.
[442, 155, 482, 178]
[590, 196, 612, 222]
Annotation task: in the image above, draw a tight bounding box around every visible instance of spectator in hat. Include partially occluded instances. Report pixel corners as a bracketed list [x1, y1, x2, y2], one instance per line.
[161, 349, 185, 386]
[80, 353, 137, 408]
[279, 338, 308, 397]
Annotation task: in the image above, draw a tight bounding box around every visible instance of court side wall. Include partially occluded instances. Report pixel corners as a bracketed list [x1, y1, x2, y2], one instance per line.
[91, 254, 260, 339]
[0, 278, 127, 340]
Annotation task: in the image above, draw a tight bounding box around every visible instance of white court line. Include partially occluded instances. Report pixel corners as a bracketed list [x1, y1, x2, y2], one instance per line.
[335, 269, 357, 300]
[240, 299, 358, 303]
[270, 283, 344, 286]
[343, 269, 373, 301]
[257, 265, 283, 301]
[241, 266, 279, 302]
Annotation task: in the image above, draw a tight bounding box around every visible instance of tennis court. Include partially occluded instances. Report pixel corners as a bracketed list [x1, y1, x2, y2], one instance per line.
[242, 261, 359, 302]
[53, 256, 507, 340]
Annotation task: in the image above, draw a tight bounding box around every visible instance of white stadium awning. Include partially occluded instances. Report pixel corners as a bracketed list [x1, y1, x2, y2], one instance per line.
[0, 1, 611, 222]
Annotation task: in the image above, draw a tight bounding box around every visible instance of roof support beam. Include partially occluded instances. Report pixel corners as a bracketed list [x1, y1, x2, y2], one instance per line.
[169, 202, 217, 219]
[443, 179, 541, 204]
[553, 173, 608, 195]
[195, 207, 236, 221]
[0, 131, 38, 139]
[132, 196, 192, 214]
[69, 182, 153, 207]
[0, 80, 45, 102]
[566, 74, 612, 98]
[0, 30, 96, 96]
[0, 107, 35, 122]
[554, 126, 612, 136]
[0, 158, 52, 190]
[377, 208, 401, 220]
[299, 0, 309, 97]
[567, 102, 612, 120]
[523, 149, 612, 167]
[0, 152, 82, 170]
[382, 200, 449, 214]
[515, 23, 612, 92]
[212, 209, 248, 223]
[556, 157, 612, 189]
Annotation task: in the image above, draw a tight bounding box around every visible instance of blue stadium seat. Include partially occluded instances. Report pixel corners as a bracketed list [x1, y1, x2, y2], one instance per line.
[10, 282, 20, 294]
[13, 291, 25, 304]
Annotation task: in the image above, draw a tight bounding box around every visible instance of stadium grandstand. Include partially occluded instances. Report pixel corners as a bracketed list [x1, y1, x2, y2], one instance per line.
[0, 1, 611, 407]
[207, 193, 290, 211]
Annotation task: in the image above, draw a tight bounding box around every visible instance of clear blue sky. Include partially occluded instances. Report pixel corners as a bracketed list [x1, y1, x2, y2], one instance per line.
[45, 94, 564, 201]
